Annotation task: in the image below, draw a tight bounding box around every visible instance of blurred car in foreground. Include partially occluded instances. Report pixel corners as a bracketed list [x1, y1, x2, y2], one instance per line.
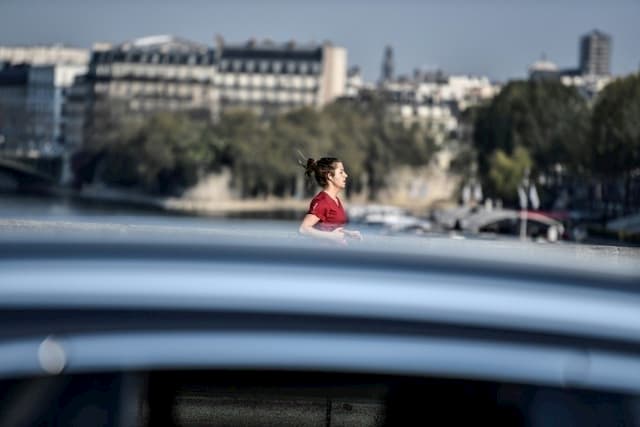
[0, 226, 639, 426]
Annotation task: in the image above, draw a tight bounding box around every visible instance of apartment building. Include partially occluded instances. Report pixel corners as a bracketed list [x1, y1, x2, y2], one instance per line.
[0, 64, 29, 152]
[528, 30, 613, 99]
[580, 30, 611, 76]
[83, 35, 347, 120]
[216, 38, 346, 115]
[87, 36, 218, 116]
[0, 45, 88, 157]
[0, 45, 89, 67]
[0, 54, 87, 157]
[379, 72, 499, 142]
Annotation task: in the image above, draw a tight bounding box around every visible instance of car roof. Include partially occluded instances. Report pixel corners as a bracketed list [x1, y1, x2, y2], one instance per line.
[463, 209, 562, 229]
[1, 226, 639, 392]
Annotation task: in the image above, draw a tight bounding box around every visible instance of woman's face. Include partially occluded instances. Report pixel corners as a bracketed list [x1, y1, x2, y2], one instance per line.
[329, 162, 348, 189]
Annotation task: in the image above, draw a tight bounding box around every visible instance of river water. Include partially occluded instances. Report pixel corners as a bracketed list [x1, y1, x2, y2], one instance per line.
[0, 192, 303, 233]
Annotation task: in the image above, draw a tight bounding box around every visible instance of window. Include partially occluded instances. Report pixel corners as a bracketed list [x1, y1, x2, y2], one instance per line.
[2, 370, 638, 427]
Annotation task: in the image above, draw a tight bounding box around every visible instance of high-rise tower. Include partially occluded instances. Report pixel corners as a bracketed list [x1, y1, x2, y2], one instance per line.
[380, 45, 394, 84]
[579, 30, 611, 76]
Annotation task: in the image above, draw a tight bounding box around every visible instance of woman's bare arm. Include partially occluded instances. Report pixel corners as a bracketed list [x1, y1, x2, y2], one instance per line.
[298, 214, 346, 242]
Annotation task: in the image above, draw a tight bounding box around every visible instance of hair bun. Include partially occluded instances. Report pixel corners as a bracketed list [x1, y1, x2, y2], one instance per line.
[306, 158, 316, 169]
[304, 158, 316, 177]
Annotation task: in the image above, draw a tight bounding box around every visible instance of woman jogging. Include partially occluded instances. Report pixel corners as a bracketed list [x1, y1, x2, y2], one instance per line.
[299, 157, 362, 244]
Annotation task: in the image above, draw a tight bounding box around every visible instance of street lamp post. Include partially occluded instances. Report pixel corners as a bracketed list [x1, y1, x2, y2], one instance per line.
[518, 178, 529, 240]
[518, 169, 540, 241]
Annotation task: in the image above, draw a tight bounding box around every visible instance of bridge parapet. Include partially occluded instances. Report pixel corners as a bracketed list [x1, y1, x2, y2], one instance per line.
[0, 155, 62, 189]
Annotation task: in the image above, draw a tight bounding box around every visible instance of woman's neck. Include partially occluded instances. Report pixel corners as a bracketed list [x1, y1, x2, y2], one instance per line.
[323, 185, 340, 200]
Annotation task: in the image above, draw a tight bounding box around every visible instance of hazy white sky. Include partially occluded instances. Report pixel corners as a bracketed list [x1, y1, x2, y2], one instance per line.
[1, 0, 638, 82]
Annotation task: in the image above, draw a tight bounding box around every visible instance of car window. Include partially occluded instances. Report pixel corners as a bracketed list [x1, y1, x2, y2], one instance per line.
[2, 370, 639, 427]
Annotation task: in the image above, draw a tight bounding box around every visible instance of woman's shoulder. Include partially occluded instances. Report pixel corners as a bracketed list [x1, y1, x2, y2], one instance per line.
[310, 191, 329, 203]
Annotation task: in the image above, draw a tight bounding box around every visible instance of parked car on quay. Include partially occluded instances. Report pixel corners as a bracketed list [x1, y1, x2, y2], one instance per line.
[430, 205, 476, 230]
[0, 226, 639, 426]
[348, 205, 432, 235]
[457, 208, 566, 242]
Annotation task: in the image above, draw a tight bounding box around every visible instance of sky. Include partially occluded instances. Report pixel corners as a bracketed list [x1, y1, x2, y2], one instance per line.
[1, 0, 639, 83]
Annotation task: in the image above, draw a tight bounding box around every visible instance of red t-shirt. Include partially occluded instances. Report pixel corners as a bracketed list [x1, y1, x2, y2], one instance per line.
[307, 191, 347, 232]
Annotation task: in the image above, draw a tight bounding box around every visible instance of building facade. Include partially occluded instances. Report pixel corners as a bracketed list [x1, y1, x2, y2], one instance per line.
[83, 35, 347, 122]
[0, 59, 87, 158]
[0, 64, 30, 153]
[2, 35, 351, 172]
[214, 38, 346, 115]
[527, 30, 614, 99]
[87, 36, 218, 117]
[0, 45, 88, 158]
[378, 71, 499, 142]
[579, 30, 611, 76]
[380, 46, 394, 84]
[29, 64, 88, 154]
[62, 74, 91, 151]
[0, 45, 89, 67]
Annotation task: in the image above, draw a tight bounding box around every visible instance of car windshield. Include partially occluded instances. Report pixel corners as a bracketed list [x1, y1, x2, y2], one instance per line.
[1, 1, 639, 426]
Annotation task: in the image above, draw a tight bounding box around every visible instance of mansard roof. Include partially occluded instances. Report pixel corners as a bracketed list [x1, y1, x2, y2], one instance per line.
[92, 35, 215, 65]
[90, 36, 330, 67]
[0, 63, 29, 86]
[220, 41, 324, 61]
[122, 35, 209, 53]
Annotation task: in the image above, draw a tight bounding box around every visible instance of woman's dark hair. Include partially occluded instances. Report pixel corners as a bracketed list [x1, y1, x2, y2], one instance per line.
[305, 157, 340, 187]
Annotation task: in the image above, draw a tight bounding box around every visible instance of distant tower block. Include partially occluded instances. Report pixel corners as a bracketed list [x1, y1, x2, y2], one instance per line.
[579, 30, 611, 76]
[381, 45, 394, 83]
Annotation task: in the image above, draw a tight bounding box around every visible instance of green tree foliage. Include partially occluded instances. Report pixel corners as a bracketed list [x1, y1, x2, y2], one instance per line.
[211, 111, 269, 197]
[271, 107, 334, 196]
[74, 97, 440, 199]
[590, 73, 640, 213]
[75, 103, 218, 194]
[474, 80, 589, 178]
[488, 146, 532, 201]
[72, 100, 140, 187]
[330, 94, 438, 199]
[472, 80, 590, 205]
[322, 102, 369, 195]
[591, 73, 640, 179]
[207, 97, 438, 200]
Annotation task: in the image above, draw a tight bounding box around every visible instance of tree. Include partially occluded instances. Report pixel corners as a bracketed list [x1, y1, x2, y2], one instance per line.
[488, 146, 532, 203]
[322, 102, 369, 195]
[209, 111, 266, 197]
[590, 73, 640, 214]
[473, 80, 590, 206]
[329, 95, 438, 200]
[76, 102, 219, 195]
[73, 100, 140, 187]
[75, 96, 441, 200]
